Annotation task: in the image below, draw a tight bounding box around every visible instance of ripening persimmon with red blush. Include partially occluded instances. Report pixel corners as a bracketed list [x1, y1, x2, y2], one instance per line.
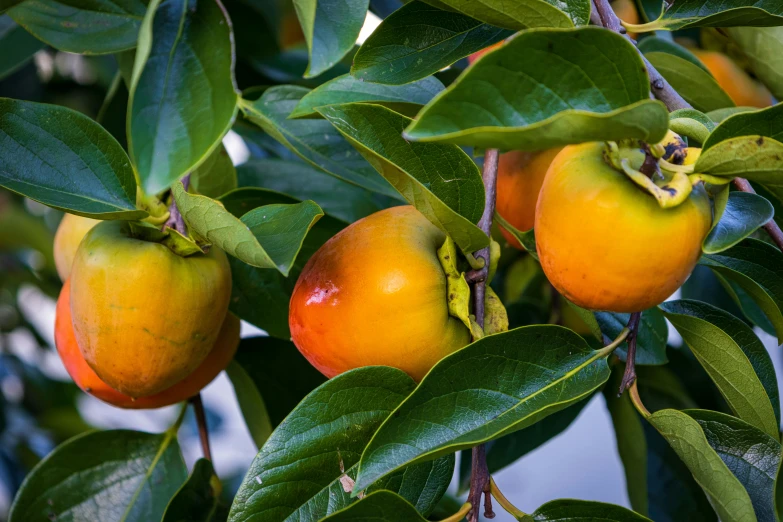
[289, 206, 470, 381]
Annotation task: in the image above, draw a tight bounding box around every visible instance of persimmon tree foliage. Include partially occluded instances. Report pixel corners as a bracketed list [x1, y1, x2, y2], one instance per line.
[2, 0, 783, 520]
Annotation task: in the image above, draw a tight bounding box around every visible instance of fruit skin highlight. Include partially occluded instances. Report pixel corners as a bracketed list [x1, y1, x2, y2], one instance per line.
[289, 206, 470, 381]
[496, 148, 562, 249]
[692, 49, 774, 108]
[55, 279, 239, 409]
[535, 143, 712, 313]
[53, 213, 100, 281]
[70, 220, 232, 397]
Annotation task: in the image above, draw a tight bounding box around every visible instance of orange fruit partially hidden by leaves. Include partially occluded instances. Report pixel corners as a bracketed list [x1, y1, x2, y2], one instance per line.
[535, 143, 712, 313]
[289, 206, 470, 381]
[468, 41, 504, 65]
[56, 280, 239, 409]
[53, 213, 100, 282]
[70, 220, 232, 398]
[692, 49, 774, 108]
[496, 148, 562, 249]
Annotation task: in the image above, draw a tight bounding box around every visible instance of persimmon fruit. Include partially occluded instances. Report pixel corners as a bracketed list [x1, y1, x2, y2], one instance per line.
[496, 148, 562, 249]
[56, 279, 239, 409]
[468, 41, 503, 64]
[53, 213, 100, 281]
[692, 49, 774, 108]
[70, 220, 232, 397]
[289, 206, 470, 381]
[535, 142, 712, 313]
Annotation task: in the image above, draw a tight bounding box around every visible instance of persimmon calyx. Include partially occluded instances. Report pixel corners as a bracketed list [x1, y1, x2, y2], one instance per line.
[126, 220, 206, 257]
[136, 187, 170, 225]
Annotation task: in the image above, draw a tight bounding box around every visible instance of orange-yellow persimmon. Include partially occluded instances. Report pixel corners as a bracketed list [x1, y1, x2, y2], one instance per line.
[53, 213, 100, 281]
[56, 279, 239, 409]
[289, 206, 470, 381]
[535, 143, 712, 312]
[468, 41, 504, 64]
[692, 50, 774, 108]
[496, 148, 562, 249]
[70, 220, 232, 397]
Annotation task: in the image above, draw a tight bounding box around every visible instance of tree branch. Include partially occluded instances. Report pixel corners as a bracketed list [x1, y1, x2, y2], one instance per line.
[468, 149, 499, 522]
[164, 174, 191, 234]
[618, 312, 641, 395]
[190, 393, 212, 462]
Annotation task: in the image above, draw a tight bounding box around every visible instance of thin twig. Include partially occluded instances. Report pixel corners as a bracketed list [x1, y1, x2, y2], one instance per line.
[467, 149, 500, 522]
[618, 312, 642, 395]
[164, 174, 191, 234]
[732, 178, 783, 252]
[190, 394, 212, 462]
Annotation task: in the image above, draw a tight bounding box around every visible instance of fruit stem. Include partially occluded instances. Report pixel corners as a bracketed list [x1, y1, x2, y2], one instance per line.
[490, 477, 529, 520]
[618, 312, 642, 396]
[190, 393, 213, 462]
[439, 503, 472, 522]
[732, 178, 783, 253]
[629, 381, 651, 419]
[164, 174, 191, 235]
[468, 148, 499, 522]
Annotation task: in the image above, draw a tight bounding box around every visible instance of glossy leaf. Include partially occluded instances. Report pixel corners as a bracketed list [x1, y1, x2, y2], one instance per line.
[162, 459, 228, 522]
[647, 409, 756, 522]
[225, 359, 274, 449]
[660, 299, 780, 439]
[128, 0, 238, 194]
[668, 108, 716, 145]
[703, 191, 774, 254]
[354, 326, 614, 491]
[9, 0, 147, 54]
[687, 409, 780, 522]
[426, 0, 589, 30]
[172, 182, 323, 275]
[728, 27, 783, 101]
[239, 86, 400, 198]
[290, 74, 443, 118]
[9, 429, 187, 522]
[637, 36, 709, 71]
[0, 98, 145, 219]
[294, 0, 369, 78]
[351, 1, 511, 85]
[700, 239, 783, 342]
[595, 308, 668, 365]
[236, 159, 393, 223]
[319, 491, 428, 522]
[190, 144, 238, 199]
[0, 16, 45, 80]
[629, 0, 783, 31]
[703, 103, 783, 149]
[530, 499, 652, 521]
[643, 52, 734, 113]
[404, 27, 669, 150]
[228, 367, 454, 521]
[318, 103, 488, 254]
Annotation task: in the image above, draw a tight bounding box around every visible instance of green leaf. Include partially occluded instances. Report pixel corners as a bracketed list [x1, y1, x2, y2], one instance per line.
[162, 459, 228, 522]
[351, 1, 511, 85]
[595, 308, 668, 366]
[604, 367, 648, 516]
[704, 103, 783, 149]
[236, 159, 392, 223]
[239, 86, 400, 199]
[643, 52, 734, 113]
[128, 0, 238, 195]
[493, 212, 537, 257]
[228, 367, 454, 522]
[220, 188, 345, 337]
[668, 109, 716, 145]
[9, 429, 187, 522]
[404, 27, 669, 150]
[319, 491, 428, 522]
[687, 409, 780, 522]
[530, 499, 652, 521]
[703, 191, 774, 254]
[9, 0, 147, 54]
[637, 36, 710, 72]
[290, 74, 443, 118]
[660, 299, 780, 438]
[700, 239, 783, 342]
[0, 16, 45, 80]
[190, 144, 238, 199]
[171, 182, 324, 275]
[708, 106, 759, 123]
[727, 27, 783, 101]
[318, 103, 488, 254]
[354, 326, 614, 491]
[0, 98, 145, 219]
[293, 0, 369, 78]
[629, 0, 783, 31]
[227, 336, 326, 448]
[424, 0, 590, 30]
[647, 409, 756, 522]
